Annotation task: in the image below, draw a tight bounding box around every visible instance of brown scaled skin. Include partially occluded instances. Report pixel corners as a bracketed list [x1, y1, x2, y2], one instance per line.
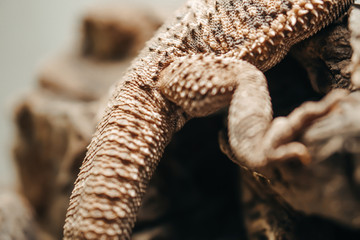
[64, 0, 354, 239]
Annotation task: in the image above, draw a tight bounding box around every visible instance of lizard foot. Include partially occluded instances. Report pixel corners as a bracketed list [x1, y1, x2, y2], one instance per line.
[229, 89, 349, 168]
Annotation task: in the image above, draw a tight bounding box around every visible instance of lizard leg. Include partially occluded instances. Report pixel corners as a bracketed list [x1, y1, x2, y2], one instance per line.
[229, 88, 348, 167]
[159, 54, 348, 168]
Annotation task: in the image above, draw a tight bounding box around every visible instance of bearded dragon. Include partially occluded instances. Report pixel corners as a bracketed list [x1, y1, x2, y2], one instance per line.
[63, 0, 354, 239]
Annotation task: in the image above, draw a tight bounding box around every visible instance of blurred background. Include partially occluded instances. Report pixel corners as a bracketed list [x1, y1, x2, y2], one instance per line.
[0, 0, 183, 189]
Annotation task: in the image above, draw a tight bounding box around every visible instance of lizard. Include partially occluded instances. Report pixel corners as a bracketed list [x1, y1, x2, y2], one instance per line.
[63, 0, 354, 239]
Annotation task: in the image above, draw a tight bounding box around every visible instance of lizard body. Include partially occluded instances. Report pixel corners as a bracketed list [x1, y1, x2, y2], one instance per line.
[63, 0, 354, 239]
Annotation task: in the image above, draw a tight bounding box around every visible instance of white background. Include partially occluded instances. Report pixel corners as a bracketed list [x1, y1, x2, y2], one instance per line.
[0, 0, 183, 188]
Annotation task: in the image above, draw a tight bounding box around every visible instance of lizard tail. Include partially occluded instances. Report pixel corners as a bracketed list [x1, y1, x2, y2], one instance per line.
[63, 78, 184, 240]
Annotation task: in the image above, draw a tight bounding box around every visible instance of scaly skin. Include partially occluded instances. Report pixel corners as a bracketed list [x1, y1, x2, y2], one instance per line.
[63, 0, 354, 239]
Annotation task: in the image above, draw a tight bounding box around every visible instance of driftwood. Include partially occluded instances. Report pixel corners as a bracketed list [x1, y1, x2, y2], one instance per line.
[237, 7, 360, 240]
[6, 3, 360, 240]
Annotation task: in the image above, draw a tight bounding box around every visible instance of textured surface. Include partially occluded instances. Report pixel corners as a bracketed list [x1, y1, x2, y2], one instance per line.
[10, 4, 161, 239]
[64, 0, 354, 239]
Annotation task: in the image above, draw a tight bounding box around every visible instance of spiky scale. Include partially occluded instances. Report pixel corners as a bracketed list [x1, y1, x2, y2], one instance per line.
[64, 0, 354, 239]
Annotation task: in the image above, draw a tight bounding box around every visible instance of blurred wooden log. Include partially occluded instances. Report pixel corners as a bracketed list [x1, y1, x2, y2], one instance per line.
[81, 3, 162, 60]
